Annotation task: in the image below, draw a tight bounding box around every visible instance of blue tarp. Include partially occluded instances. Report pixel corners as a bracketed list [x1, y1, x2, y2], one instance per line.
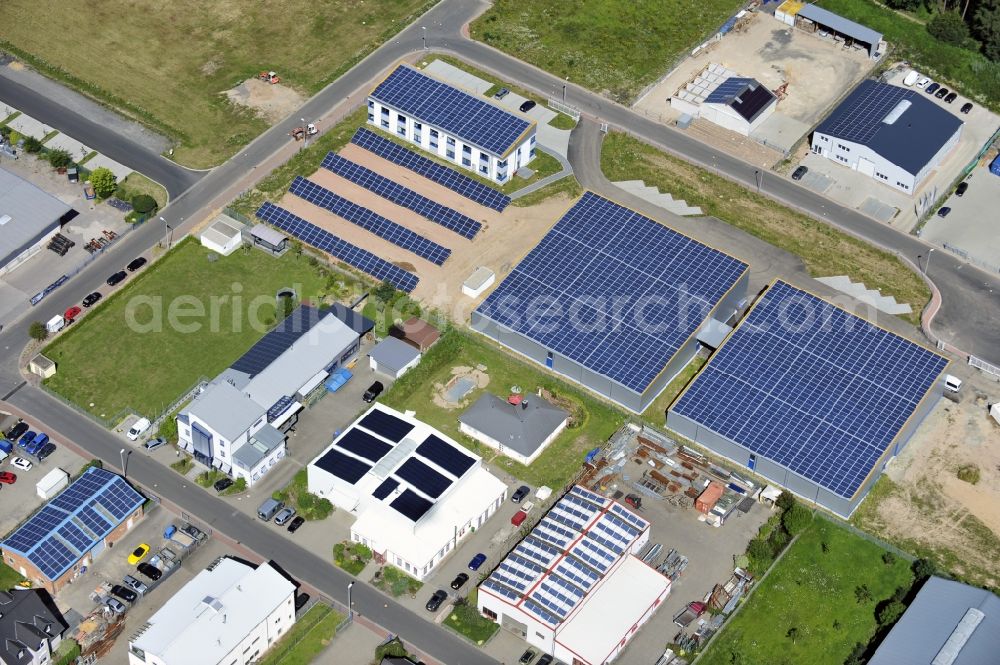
[990, 155, 1000, 177]
[325, 367, 354, 392]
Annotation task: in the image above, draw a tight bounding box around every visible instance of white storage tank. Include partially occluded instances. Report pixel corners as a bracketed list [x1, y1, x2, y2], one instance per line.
[36, 467, 70, 499]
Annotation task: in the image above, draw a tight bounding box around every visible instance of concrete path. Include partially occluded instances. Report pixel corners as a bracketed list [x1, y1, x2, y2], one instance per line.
[509, 146, 573, 199]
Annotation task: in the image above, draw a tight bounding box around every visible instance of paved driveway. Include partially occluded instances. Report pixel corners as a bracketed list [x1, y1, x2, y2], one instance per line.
[919, 166, 1000, 272]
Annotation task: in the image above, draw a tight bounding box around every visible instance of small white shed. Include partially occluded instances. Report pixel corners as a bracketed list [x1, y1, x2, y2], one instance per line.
[200, 214, 244, 256]
[37, 467, 70, 499]
[368, 337, 421, 379]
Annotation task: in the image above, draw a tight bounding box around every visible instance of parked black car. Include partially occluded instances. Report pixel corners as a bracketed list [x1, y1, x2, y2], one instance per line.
[511, 485, 530, 503]
[5, 421, 28, 442]
[956, 182, 969, 197]
[926, 82, 940, 95]
[127, 257, 147, 272]
[106, 271, 128, 287]
[519, 100, 536, 113]
[425, 590, 448, 612]
[214, 477, 234, 492]
[36, 443, 56, 461]
[137, 562, 162, 581]
[82, 292, 102, 307]
[944, 91, 958, 104]
[935, 87, 949, 99]
[520, 649, 537, 664]
[295, 593, 310, 612]
[937, 206, 952, 218]
[287, 516, 306, 533]
[791, 165, 808, 181]
[961, 102, 974, 114]
[111, 584, 138, 603]
[537, 655, 554, 665]
[363, 381, 384, 403]
[450, 573, 469, 590]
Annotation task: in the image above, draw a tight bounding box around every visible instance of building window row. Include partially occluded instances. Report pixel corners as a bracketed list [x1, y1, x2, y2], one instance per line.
[875, 172, 888, 180]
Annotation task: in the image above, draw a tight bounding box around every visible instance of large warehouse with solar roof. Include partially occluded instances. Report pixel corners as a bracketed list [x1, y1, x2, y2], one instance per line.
[472, 192, 750, 413]
[367, 64, 537, 184]
[1, 468, 144, 593]
[667, 280, 949, 518]
[307, 404, 507, 580]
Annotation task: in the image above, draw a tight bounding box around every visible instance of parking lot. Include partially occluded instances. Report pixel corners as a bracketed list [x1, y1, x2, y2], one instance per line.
[0, 413, 89, 536]
[0, 153, 132, 326]
[919, 164, 1000, 270]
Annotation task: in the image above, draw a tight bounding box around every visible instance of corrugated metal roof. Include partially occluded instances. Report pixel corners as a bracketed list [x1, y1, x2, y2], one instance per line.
[0, 167, 72, 269]
[798, 4, 883, 46]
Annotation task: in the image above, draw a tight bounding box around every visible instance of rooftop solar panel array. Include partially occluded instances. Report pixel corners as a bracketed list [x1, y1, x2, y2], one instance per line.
[313, 448, 371, 485]
[415, 434, 476, 477]
[336, 428, 393, 463]
[289, 176, 450, 265]
[351, 128, 510, 211]
[230, 306, 322, 377]
[395, 457, 452, 499]
[255, 202, 418, 293]
[1, 468, 144, 580]
[358, 408, 415, 443]
[322, 153, 482, 239]
[390, 488, 434, 521]
[672, 280, 948, 499]
[371, 65, 532, 157]
[475, 192, 748, 394]
[481, 486, 650, 628]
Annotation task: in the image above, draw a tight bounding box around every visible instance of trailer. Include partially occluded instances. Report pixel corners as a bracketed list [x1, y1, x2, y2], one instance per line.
[36, 468, 70, 499]
[673, 601, 707, 628]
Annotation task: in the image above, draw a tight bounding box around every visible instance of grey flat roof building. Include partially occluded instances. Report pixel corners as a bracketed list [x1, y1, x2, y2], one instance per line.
[798, 5, 883, 55]
[233, 424, 285, 470]
[0, 167, 73, 272]
[868, 576, 1000, 665]
[187, 381, 266, 442]
[369, 337, 420, 375]
[459, 393, 568, 459]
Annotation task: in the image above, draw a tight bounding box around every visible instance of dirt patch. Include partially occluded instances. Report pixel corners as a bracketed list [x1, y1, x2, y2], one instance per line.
[862, 386, 1000, 587]
[224, 78, 305, 124]
[431, 366, 490, 410]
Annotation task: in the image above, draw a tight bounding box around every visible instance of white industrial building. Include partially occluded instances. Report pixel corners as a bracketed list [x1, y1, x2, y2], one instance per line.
[478, 486, 670, 665]
[127, 558, 296, 665]
[177, 305, 372, 486]
[367, 64, 536, 184]
[670, 64, 777, 136]
[0, 167, 74, 276]
[307, 404, 507, 580]
[811, 80, 963, 194]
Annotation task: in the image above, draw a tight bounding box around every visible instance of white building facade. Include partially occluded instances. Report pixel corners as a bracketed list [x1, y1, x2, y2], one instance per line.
[477, 486, 670, 665]
[128, 559, 296, 665]
[308, 404, 507, 580]
[367, 64, 537, 184]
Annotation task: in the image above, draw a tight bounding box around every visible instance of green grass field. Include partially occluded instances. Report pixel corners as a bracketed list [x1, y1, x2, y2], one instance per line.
[258, 604, 343, 665]
[471, 0, 742, 102]
[382, 329, 624, 489]
[43, 238, 327, 420]
[601, 133, 930, 325]
[699, 518, 913, 665]
[0, 0, 434, 167]
[0, 562, 26, 589]
[818, 0, 1000, 107]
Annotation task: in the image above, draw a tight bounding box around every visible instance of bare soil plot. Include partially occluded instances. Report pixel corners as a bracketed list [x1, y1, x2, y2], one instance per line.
[224, 78, 306, 124]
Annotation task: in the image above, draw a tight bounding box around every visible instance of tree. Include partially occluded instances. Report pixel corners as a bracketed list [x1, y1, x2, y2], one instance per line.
[855, 584, 873, 604]
[786, 626, 799, 644]
[974, 0, 1000, 61]
[878, 600, 907, 625]
[782, 503, 813, 536]
[912, 558, 937, 580]
[29, 321, 48, 341]
[89, 167, 118, 198]
[47, 149, 72, 169]
[373, 280, 398, 304]
[131, 193, 157, 214]
[885, 0, 923, 9]
[22, 136, 42, 153]
[928, 11, 971, 45]
[882, 551, 897, 566]
[775, 491, 796, 512]
[375, 638, 409, 661]
[844, 642, 867, 665]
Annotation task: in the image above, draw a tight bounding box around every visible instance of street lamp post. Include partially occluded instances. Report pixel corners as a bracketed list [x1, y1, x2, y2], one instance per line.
[301, 118, 309, 150]
[562, 78, 568, 102]
[159, 216, 172, 249]
[422, 26, 427, 50]
[347, 581, 355, 622]
[754, 170, 762, 194]
[924, 248, 934, 275]
[119, 448, 128, 479]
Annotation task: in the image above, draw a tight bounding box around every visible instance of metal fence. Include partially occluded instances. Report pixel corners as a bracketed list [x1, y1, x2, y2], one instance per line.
[942, 242, 1000, 275]
[546, 99, 580, 120]
[970, 355, 1000, 380]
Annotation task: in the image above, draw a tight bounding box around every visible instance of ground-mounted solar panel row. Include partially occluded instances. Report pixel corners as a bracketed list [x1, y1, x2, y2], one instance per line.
[351, 128, 510, 211]
[288, 176, 451, 266]
[322, 153, 482, 239]
[255, 202, 418, 293]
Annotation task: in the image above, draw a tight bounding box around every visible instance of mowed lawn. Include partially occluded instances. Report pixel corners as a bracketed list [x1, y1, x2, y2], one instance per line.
[382, 330, 625, 488]
[699, 518, 913, 665]
[471, 0, 742, 102]
[0, 0, 433, 167]
[43, 239, 326, 420]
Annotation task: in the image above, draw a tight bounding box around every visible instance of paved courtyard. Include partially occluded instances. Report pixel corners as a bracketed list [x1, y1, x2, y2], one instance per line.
[919, 165, 1000, 272]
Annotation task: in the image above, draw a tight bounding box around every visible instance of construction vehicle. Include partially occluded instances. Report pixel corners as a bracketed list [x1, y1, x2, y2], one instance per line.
[259, 71, 280, 84]
[624, 494, 642, 510]
[672, 601, 707, 628]
[290, 123, 318, 141]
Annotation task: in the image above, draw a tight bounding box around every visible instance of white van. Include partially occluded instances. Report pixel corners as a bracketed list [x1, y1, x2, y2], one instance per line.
[944, 374, 963, 393]
[127, 418, 151, 441]
[45, 315, 65, 334]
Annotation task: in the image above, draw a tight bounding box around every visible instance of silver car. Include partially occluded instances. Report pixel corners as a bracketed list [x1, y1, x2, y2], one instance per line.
[143, 437, 167, 452]
[122, 575, 148, 596]
[106, 597, 127, 615]
[274, 507, 297, 526]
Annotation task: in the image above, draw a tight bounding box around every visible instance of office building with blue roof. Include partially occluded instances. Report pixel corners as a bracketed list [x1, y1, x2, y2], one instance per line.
[367, 64, 537, 184]
[811, 80, 963, 194]
[1, 467, 144, 593]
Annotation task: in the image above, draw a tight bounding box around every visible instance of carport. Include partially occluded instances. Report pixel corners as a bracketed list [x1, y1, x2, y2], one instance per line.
[796, 5, 884, 58]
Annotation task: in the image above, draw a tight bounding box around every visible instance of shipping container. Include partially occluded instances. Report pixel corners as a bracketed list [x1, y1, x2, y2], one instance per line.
[695, 481, 725, 513]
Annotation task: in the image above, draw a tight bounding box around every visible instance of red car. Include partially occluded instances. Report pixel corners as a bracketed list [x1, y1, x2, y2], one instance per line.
[64, 306, 82, 323]
[0, 472, 17, 484]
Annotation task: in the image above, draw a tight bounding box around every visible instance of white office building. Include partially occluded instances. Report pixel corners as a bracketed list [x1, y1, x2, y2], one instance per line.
[127, 558, 296, 665]
[367, 64, 536, 184]
[307, 404, 507, 580]
[478, 486, 670, 665]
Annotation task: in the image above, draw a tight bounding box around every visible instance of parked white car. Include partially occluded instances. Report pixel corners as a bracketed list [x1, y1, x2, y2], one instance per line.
[11, 457, 33, 471]
[127, 418, 151, 441]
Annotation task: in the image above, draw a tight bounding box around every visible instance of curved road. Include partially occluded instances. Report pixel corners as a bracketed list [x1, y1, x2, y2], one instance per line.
[0, 0, 997, 662]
